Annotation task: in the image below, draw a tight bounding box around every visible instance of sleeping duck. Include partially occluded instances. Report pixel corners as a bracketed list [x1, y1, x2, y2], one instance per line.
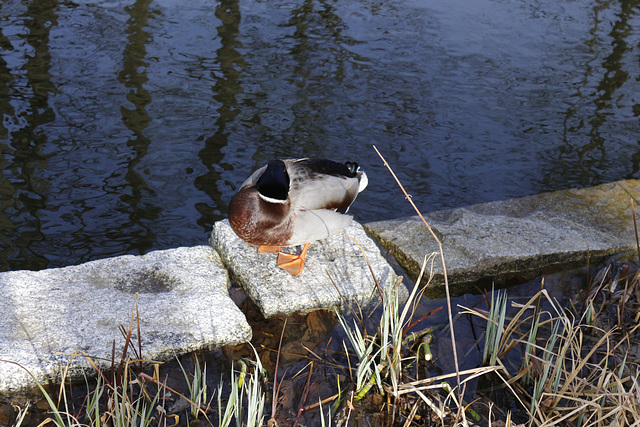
[228, 158, 368, 276]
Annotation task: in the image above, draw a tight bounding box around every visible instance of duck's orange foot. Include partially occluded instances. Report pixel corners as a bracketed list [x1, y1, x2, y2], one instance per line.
[277, 243, 310, 276]
[258, 245, 281, 253]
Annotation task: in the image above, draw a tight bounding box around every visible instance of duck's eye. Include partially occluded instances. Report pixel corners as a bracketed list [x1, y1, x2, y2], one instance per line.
[344, 162, 359, 175]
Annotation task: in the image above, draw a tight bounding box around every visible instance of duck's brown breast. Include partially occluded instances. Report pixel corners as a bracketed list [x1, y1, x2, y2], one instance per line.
[228, 188, 294, 246]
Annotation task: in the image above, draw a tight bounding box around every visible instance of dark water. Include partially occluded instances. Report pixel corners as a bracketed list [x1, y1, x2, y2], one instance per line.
[1, 0, 639, 271]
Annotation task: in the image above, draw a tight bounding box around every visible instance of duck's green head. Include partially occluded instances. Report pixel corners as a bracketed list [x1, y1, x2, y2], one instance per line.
[257, 160, 290, 201]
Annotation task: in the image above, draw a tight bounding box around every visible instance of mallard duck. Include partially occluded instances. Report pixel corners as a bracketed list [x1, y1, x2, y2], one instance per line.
[228, 158, 368, 276]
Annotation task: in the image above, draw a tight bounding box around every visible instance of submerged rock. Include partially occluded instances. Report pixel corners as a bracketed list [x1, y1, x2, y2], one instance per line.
[0, 246, 251, 394]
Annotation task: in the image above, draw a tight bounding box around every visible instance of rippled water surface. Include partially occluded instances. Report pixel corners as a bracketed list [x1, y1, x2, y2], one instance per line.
[1, 0, 639, 271]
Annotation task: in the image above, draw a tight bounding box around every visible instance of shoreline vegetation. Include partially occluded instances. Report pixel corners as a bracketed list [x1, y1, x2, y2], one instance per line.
[3, 150, 640, 426]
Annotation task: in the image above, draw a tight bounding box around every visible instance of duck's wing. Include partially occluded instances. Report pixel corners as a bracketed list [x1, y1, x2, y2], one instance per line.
[286, 159, 365, 213]
[287, 209, 354, 246]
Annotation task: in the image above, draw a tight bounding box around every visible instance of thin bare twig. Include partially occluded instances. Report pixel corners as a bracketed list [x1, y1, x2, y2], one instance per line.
[632, 199, 640, 264]
[373, 146, 462, 406]
[271, 318, 288, 420]
[293, 361, 314, 427]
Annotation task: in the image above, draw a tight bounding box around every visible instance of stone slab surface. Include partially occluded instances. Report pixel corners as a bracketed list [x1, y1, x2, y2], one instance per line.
[0, 246, 251, 394]
[365, 180, 640, 295]
[211, 219, 401, 318]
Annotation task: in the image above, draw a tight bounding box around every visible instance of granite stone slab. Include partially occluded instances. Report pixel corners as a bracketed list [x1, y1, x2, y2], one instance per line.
[210, 219, 401, 318]
[365, 179, 640, 295]
[0, 246, 251, 394]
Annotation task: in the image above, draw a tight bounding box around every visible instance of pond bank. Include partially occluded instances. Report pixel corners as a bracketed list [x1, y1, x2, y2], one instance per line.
[0, 179, 638, 395]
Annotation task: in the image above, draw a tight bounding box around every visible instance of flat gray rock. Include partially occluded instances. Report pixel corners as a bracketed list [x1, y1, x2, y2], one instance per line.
[210, 219, 400, 318]
[0, 246, 251, 394]
[365, 180, 640, 295]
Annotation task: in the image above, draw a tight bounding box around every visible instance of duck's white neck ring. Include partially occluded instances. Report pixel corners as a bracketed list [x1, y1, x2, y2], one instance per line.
[259, 193, 288, 204]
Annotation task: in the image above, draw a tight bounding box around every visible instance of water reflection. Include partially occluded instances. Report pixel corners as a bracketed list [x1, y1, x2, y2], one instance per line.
[0, 27, 13, 141]
[551, 0, 640, 188]
[0, 0, 59, 271]
[284, 0, 359, 154]
[194, 0, 243, 232]
[116, 0, 159, 255]
[0, 0, 639, 272]
[0, 24, 14, 266]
